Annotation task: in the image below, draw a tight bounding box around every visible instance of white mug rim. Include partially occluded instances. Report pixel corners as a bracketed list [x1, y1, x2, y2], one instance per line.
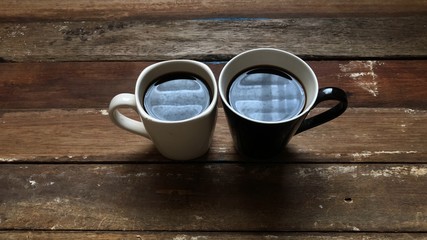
[135, 60, 218, 124]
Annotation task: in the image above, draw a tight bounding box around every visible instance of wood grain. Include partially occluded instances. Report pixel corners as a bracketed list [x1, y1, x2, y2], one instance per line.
[1, 0, 426, 21]
[1, 163, 426, 231]
[1, 0, 426, 237]
[1, 17, 426, 62]
[0, 231, 426, 240]
[1, 61, 426, 109]
[0, 108, 425, 163]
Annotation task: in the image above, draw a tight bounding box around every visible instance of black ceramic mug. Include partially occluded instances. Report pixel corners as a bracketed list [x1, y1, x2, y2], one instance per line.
[219, 48, 348, 158]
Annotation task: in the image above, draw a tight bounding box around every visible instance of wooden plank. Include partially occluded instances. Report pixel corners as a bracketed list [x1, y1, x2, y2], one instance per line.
[0, 231, 426, 240]
[0, 0, 426, 21]
[0, 108, 425, 163]
[0, 61, 426, 109]
[1, 17, 426, 62]
[1, 163, 426, 231]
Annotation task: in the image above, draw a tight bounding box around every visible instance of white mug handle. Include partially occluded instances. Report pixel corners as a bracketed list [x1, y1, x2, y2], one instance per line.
[108, 93, 151, 139]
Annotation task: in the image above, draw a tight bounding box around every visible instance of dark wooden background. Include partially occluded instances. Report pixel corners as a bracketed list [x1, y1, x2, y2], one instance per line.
[0, 0, 426, 239]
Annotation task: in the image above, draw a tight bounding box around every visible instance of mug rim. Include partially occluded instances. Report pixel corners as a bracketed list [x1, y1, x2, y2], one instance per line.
[135, 59, 218, 123]
[219, 48, 319, 125]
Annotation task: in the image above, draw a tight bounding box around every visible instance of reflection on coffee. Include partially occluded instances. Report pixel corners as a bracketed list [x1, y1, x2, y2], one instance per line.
[228, 66, 306, 122]
[144, 72, 211, 121]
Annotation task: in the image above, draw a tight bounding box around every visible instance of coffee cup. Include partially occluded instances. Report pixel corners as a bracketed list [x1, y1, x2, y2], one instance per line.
[109, 60, 218, 160]
[219, 48, 348, 158]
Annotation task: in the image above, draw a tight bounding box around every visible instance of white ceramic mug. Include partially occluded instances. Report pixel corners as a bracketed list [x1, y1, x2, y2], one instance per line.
[109, 60, 218, 160]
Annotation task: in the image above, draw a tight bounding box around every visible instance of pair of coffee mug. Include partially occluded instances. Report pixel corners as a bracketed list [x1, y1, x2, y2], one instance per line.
[109, 48, 348, 160]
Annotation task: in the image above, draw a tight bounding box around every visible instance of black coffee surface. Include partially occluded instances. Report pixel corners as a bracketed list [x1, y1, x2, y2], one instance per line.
[144, 73, 210, 121]
[228, 66, 306, 122]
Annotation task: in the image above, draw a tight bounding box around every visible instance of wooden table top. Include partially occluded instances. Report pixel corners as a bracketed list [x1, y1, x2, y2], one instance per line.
[0, 1, 426, 239]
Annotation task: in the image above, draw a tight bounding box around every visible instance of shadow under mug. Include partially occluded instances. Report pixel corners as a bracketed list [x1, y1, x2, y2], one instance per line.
[219, 48, 348, 158]
[109, 60, 218, 160]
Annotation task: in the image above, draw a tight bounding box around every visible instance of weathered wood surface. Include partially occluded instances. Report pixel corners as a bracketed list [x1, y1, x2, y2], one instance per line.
[0, 108, 425, 163]
[1, 16, 426, 62]
[1, 163, 426, 231]
[1, 0, 426, 238]
[1, 232, 426, 240]
[1, 61, 426, 109]
[1, 60, 425, 163]
[1, 0, 426, 21]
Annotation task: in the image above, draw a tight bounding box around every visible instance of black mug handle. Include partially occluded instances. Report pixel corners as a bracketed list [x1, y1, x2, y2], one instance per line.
[296, 87, 348, 134]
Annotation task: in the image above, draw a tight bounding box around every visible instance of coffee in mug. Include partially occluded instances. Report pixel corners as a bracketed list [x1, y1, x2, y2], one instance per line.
[228, 66, 306, 122]
[143, 72, 211, 121]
